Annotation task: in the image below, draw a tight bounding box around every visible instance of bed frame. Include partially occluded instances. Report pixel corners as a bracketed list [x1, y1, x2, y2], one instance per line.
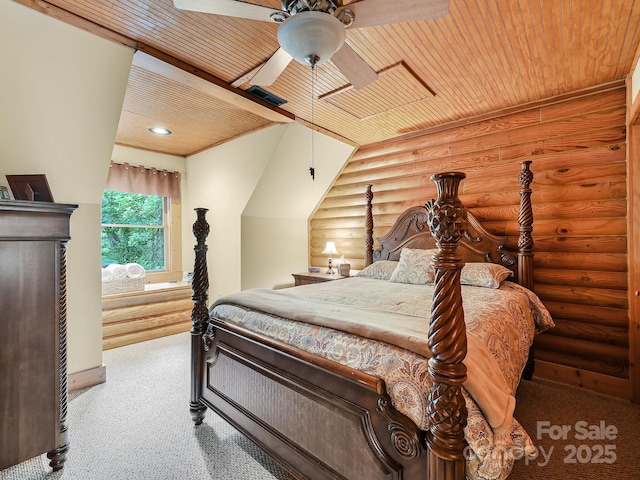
[189, 161, 535, 480]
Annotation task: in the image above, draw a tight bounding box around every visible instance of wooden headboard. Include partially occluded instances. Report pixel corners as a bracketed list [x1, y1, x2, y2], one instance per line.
[363, 161, 534, 289]
[370, 206, 518, 275]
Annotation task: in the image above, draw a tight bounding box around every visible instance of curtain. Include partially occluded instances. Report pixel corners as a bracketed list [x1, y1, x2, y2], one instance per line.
[105, 162, 181, 199]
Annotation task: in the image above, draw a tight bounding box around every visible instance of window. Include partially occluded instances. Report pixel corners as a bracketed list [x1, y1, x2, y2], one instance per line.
[103, 161, 183, 285]
[101, 190, 182, 284]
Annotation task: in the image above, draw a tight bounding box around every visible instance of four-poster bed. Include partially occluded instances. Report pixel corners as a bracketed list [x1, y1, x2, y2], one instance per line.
[188, 161, 552, 480]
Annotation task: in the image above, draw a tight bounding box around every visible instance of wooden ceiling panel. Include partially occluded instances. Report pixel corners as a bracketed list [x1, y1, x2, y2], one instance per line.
[116, 65, 274, 156]
[321, 63, 435, 120]
[20, 0, 640, 155]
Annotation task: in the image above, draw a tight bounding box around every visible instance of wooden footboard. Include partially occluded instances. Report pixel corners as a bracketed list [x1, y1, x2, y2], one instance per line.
[200, 320, 431, 479]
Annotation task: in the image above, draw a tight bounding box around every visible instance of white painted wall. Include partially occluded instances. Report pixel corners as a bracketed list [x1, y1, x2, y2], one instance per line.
[243, 122, 354, 219]
[241, 216, 309, 289]
[0, 1, 133, 374]
[184, 122, 354, 296]
[242, 122, 355, 289]
[184, 125, 288, 300]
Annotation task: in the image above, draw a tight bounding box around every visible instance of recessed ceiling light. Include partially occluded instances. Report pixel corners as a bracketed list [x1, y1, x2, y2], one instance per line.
[149, 127, 172, 135]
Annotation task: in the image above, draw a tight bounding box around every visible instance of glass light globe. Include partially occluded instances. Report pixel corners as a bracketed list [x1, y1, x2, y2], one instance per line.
[277, 11, 346, 67]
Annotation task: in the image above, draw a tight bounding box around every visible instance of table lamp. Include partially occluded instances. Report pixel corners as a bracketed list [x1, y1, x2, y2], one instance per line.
[321, 241, 338, 274]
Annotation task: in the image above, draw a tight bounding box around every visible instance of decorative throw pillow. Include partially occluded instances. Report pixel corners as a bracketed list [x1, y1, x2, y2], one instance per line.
[355, 260, 399, 281]
[389, 248, 438, 285]
[460, 263, 513, 288]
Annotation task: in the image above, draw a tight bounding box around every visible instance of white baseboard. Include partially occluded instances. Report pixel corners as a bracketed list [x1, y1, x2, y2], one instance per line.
[68, 364, 107, 392]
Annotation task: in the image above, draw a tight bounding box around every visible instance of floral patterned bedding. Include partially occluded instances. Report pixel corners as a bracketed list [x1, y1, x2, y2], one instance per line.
[209, 276, 554, 480]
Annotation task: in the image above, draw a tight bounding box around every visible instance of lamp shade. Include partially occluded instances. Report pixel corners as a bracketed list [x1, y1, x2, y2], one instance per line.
[277, 11, 346, 67]
[321, 241, 339, 256]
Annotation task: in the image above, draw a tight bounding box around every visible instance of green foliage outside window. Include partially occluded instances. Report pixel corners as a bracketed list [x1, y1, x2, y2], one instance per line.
[101, 190, 166, 271]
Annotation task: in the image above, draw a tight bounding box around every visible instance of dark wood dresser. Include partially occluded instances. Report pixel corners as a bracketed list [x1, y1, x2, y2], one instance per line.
[0, 200, 77, 471]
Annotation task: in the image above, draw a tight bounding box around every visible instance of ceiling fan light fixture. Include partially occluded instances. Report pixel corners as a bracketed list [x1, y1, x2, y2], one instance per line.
[277, 11, 346, 67]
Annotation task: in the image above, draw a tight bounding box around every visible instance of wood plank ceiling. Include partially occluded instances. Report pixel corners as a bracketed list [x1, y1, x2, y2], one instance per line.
[19, 0, 640, 156]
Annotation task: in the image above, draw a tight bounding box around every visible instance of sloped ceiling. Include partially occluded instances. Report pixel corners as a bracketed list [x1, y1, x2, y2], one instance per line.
[17, 0, 640, 156]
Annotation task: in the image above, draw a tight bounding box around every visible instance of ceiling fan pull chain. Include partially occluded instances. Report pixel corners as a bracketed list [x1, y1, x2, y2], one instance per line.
[310, 64, 317, 180]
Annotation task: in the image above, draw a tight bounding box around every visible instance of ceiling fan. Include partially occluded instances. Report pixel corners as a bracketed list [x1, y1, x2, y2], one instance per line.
[173, 0, 450, 89]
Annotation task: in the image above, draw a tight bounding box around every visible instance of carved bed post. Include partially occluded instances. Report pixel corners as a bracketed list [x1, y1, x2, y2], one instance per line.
[424, 172, 468, 479]
[190, 208, 210, 425]
[365, 184, 374, 266]
[517, 161, 534, 289]
[517, 161, 536, 380]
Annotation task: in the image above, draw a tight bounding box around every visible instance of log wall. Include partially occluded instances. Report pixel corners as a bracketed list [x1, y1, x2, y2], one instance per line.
[102, 285, 192, 350]
[309, 81, 630, 398]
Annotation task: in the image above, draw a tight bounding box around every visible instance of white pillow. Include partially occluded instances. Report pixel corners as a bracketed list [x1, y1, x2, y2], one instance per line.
[355, 260, 399, 281]
[460, 263, 513, 288]
[389, 248, 438, 285]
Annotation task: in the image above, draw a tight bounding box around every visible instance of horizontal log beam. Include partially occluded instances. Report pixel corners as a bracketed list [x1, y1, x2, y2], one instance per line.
[535, 347, 628, 379]
[549, 319, 628, 347]
[534, 269, 628, 290]
[533, 360, 630, 399]
[535, 333, 628, 364]
[544, 301, 628, 327]
[535, 284, 628, 309]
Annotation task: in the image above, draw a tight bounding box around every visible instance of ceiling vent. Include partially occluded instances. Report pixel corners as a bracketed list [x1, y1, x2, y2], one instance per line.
[246, 86, 287, 107]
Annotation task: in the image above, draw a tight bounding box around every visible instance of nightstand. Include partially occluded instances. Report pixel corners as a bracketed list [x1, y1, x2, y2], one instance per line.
[292, 271, 349, 286]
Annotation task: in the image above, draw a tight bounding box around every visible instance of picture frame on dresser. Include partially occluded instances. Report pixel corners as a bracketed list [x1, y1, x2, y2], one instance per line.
[0, 184, 10, 200]
[7, 174, 54, 202]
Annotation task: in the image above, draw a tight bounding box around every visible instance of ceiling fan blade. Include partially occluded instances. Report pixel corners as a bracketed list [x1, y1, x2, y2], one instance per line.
[344, 0, 450, 29]
[249, 48, 293, 86]
[330, 44, 378, 89]
[173, 0, 280, 22]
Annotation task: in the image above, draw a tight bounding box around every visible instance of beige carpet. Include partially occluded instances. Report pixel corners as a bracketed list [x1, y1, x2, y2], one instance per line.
[509, 377, 640, 479]
[0, 332, 294, 480]
[2, 332, 638, 479]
